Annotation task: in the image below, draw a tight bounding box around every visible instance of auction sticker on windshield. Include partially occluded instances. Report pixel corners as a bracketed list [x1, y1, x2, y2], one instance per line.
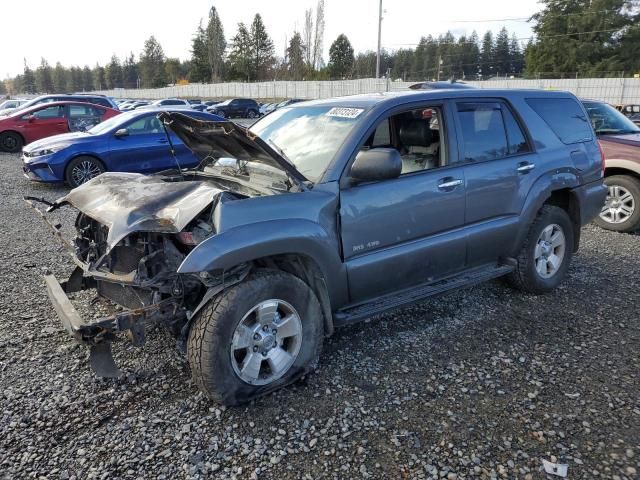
[326, 107, 364, 119]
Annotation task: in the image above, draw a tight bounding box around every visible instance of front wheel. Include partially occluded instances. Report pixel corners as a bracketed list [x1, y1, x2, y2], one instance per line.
[65, 156, 105, 188]
[188, 270, 323, 405]
[0, 131, 23, 153]
[507, 205, 574, 294]
[594, 175, 640, 233]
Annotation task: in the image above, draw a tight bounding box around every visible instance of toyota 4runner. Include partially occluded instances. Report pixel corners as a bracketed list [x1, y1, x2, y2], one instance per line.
[29, 89, 607, 405]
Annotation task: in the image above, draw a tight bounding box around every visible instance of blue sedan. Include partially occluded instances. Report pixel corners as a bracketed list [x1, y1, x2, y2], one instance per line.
[22, 109, 223, 187]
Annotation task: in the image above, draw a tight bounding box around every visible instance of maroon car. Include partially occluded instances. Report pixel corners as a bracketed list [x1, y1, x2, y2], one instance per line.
[583, 101, 640, 232]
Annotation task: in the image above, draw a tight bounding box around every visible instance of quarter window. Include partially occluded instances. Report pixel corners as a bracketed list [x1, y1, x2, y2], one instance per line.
[526, 97, 592, 144]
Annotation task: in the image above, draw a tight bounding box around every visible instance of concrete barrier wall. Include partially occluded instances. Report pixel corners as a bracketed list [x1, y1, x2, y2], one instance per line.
[92, 77, 640, 105]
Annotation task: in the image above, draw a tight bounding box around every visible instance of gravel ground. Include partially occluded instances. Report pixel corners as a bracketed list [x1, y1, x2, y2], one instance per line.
[0, 151, 638, 480]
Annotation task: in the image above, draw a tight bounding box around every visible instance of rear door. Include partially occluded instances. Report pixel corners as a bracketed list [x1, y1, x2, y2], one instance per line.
[66, 104, 105, 132]
[453, 99, 539, 267]
[339, 103, 467, 303]
[107, 114, 176, 172]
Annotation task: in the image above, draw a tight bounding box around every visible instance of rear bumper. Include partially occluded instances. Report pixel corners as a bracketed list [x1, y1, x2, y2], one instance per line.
[572, 179, 607, 225]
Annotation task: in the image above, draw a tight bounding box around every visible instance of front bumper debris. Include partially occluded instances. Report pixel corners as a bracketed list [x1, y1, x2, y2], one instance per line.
[44, 271, 182, 378]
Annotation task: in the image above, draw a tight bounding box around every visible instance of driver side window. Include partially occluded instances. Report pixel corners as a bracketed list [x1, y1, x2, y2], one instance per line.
[362, 106, 446, 175]
[126, 116, 162, 135]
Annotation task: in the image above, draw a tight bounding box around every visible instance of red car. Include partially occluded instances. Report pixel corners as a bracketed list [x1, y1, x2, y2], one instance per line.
[0, 101, 120, 153]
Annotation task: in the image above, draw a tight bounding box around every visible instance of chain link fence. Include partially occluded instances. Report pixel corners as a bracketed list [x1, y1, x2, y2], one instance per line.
[93, 77, 640, 105]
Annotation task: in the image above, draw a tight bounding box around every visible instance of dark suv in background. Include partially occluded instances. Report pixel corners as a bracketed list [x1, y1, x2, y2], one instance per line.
[207, 98, 260, 118]
[34, 89, 606, 405]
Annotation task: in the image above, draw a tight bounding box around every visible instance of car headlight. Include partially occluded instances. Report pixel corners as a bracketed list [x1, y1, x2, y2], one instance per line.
[26, 143, 71, 158]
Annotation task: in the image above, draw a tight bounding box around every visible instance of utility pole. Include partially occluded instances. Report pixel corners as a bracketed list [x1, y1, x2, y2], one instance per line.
[376, 0, 383, 79]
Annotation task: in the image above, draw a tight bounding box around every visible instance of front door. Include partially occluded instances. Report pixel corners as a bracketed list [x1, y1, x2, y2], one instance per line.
[339, 104, 467, 303]
[108, 114, 176, 172]
[20, 105, 68, 143]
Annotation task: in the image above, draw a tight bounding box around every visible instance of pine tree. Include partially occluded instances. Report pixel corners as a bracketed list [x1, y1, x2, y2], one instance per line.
[328, 34, 354, 78]
[93, 64, 105, 90]
[22, 60, 37, 94]
[35, 58, 53, 93]
[228, 23, 253, 81]
[494, 27, 511, 76]
[189, 24, 210, 83]
[81, 66, 93, 91]
[287, 32, 306, 80]
[105, 55, 123, 89]
[206, 6, 226, 81]
[122, 53, 139, 88]
[140, 36, 166, 88]
[52, 62, 68, 93]
[250, 14, 275, 80]
[480, 31, 495, 79]
[509, 34, 524, 74]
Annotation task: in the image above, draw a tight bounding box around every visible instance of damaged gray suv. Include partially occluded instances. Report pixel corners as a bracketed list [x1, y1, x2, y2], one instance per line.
[29, 89, 607, 405]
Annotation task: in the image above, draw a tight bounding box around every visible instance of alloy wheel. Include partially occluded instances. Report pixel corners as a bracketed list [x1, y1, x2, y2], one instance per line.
[230, 299, 303, 386]
[71, 160, 102, 186]
[534, 223, 566, 279]
[600, 184, 635, 225]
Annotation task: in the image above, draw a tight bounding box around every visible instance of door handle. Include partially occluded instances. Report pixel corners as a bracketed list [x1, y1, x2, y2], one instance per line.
[517, 162, 535, 173]
[438, 178, 463, 190]
[158, 139, 168, 144]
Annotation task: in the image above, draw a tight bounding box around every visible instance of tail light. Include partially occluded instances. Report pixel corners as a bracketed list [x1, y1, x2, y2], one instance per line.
[597, 141, 606, 177]
[176, 231, 198, 246]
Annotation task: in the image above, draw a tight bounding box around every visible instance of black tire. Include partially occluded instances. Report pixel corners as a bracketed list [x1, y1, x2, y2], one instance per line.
[65, 156, 105, 188]
[507, 205, 574, 294]
[594, 175, 640, 233]
[0, 131, 23, 153]
[188, 269, 324, 406]
[214, 110, 226, 118]
[247, 109, 257, 119]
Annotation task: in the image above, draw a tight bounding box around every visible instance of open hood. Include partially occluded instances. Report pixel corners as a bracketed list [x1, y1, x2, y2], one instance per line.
[50, 172, 224, 249]
[157, 111, 308, 188]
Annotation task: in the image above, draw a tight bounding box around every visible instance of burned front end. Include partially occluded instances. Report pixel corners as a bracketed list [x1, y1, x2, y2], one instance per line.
[27, 172, 247, 378]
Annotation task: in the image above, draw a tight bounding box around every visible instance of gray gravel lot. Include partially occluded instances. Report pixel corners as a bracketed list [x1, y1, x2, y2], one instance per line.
[0, 151, 639, 480]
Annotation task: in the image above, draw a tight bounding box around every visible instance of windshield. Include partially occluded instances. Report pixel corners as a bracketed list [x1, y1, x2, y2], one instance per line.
[250, 105, 366, 182]
[584, 102, 640, 135]
[87, 113, 130, 134]
[217, 100, 231, 106]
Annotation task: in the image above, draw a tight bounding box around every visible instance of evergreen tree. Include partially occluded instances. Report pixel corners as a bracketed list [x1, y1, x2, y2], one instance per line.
[164, 58, 182, 84]
[228, 23, 252, 80]
[67, 67, 82, 92]
[480, 31, 495, 79]
[93, 64, 106, 90]
[250, 14, 275, 80]
[463, 31, 481, 79]
[206, 6, 226, 81]
[189, 24, 210, 82]
[105, 55, 123, 89]
[52, 62, 68, 93]
[0, 80, 6, 96]
[81, 66, 93, 91]
[35, 58, 53, 93]
[328, 34, 354, 78]
[287, 32, 306, 80]
[494, 27, 511, 76]
[509, 34, 524, 75]
[22, 60, 37, 94]
[122, 53, 139, 88]
[140, 36, 166, 88]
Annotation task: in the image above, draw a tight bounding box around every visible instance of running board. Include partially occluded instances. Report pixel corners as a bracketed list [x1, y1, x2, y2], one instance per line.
[334, 264, 514, 325]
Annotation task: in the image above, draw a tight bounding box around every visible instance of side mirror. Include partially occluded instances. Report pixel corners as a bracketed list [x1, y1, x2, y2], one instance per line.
[114, 128, 129, 138]
[26, 114, 36, 122]
[350, 148, 402, 184]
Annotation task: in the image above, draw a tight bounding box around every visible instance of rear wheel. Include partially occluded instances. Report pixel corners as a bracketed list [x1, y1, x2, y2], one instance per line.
[594, 175, 640, 233]
[507, 205, 574, 294]
[187, 270, 323, 406]
[65, 156, 105, 188]
[247, 109, 258, 119]
[0, 131, 23, 153]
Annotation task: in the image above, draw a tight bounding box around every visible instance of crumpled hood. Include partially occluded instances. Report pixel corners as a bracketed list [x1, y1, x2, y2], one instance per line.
[158, 111, 308, 186]
[53, 172, 223, 249]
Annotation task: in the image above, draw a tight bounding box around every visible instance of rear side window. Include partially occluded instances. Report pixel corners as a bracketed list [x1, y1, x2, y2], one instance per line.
[456, 102, 508, 162]
[526, 97, 592, 144]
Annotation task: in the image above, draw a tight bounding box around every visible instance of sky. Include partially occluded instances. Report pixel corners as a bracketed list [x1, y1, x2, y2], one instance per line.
[0, 0, 541, 79]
